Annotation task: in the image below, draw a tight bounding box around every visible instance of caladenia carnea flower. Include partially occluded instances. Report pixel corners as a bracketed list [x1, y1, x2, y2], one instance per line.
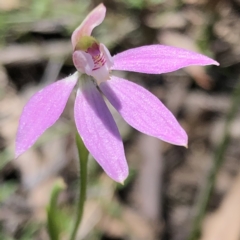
[15, 4, 219, 183]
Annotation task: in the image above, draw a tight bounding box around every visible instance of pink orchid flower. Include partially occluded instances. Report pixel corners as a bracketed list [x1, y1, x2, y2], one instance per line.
[15, 4, 219, 183]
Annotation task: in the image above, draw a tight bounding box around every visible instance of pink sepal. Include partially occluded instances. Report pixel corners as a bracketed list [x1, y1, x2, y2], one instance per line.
[112, 45, 219, 74]
[74, 80, 128, 183]
[71, 4, 106, 49]
[15, 73, 78, 158]
[100, 76, 188, 146]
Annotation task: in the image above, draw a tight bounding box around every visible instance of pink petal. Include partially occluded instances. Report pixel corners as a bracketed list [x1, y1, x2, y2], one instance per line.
[100, 76, 187, 146]
[100, 43, 114, 68]
[71, 4, 106, 49]
[15, 73, 78, 158]
[73, 50, 94, 74]
[112, 45, 219, 74]
[74, 80, 128, 183]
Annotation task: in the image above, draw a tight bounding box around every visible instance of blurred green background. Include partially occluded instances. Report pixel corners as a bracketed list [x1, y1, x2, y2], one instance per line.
[0, 0, 240, 239]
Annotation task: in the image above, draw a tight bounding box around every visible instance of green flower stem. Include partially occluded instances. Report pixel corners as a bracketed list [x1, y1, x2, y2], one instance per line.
[188, 79, 240, 240]
[70, 133, 89, 240]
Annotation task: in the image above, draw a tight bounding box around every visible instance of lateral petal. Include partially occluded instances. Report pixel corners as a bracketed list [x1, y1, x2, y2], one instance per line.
[74, 80, 128, 183]
[71, 3, 106, 49]
[15, 73, 78, 158]
[112, 45, 219, 74]
[100, 76, 187, 146]
[73, 50, 94, 74]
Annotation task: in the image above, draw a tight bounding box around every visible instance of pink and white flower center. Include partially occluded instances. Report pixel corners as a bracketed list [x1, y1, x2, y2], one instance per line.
[87, 44, 106, 70]
[73, 41, 113, 85]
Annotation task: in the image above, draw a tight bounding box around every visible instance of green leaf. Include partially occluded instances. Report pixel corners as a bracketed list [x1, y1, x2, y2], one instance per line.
[46, 179, 66, 240]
